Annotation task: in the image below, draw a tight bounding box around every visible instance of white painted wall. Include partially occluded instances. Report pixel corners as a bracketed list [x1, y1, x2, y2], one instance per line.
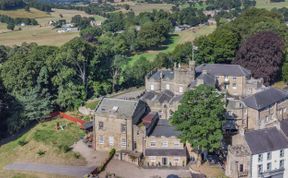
[251, 148, 288, 178]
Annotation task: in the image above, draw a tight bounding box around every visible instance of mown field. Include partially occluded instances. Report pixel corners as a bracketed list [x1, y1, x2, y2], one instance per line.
[114, 2, 173, 14]
[256, 0, 288, 9]
[0, 8, 102, 47]
[128, 24, 217, 65]
[0, 118, 85, 178]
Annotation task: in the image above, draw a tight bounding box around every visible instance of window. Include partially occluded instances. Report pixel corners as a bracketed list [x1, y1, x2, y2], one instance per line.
[150, 85, 154, 91]
[179, 86, 183, 93]
[224, 76, 229, 81]
[267, 163, 271, 171]
[265, 116, 269, 123]
[174, 157, 180, 164]
[258, 164, 263, 173]
[233, 76, 237, 80]
[267, 152, 271, 160]
[166, 84, 170, 90]
[98, 121, 104, 130]
[280, 149, 284, 158]
[280, 160, 284, 168]
[174, 141, 180, 148]
[162, 141, 168, 148]
[112, 106, 119, 112]
[121, 124, 126, 133]
[121, 138, 126, 147]
[239, 164, 244, 172]
[258, 154, 263, 162]
[150, 141, 156, 147]
[99, 135, 104, 144]
[109, 136, 114, 146]
[149, 156, 156, 162]
[232, 83, 237, 89]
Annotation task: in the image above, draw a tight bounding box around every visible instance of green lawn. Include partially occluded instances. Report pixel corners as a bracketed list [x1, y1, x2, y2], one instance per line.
[85, 100, 100, 110]
[256, 0, 288, 9]
[0, 118, 86, 177]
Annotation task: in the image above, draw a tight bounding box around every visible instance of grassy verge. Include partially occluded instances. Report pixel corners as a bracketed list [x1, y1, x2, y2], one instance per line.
[85, 100, 100, 110]
[0, 118, 86, 177]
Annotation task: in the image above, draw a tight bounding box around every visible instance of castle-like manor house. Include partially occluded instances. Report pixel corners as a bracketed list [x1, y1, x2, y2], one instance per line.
[93, 60, 288, 176]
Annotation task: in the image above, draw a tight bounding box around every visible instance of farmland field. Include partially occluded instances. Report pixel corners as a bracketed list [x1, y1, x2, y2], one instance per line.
[256, 0, 288, 9]
[0, 8, 101, 47]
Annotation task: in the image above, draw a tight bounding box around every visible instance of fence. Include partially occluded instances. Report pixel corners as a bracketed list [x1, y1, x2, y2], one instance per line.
[50, 112, 86, 129]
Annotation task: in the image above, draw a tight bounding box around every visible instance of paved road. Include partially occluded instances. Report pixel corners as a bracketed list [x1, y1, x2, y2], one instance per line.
[5, 163, 94, 177]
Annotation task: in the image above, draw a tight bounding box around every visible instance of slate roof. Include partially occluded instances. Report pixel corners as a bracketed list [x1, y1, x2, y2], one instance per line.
[196, 64, 251, 77]
[147, 70, 174, 81]
[158, 90, 175, 104]
[245, 127, 288, 154]
[145, 149, 187, 156]
[280, 119, 288, 138]
[141, 90, 182, 105]
[141, 91, 157, 101]
[242, 87, 288, 110]
[150, 119, 180, 137]
[96, 98, 147, 124]
[197, 73, 216, 86]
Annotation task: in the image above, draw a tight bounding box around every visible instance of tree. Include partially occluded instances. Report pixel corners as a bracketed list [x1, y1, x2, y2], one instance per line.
[7, 23, 15, 30]
[233, 31, 285, 85]
[171, 85, 225, 154]
[111, 55, 128, 91]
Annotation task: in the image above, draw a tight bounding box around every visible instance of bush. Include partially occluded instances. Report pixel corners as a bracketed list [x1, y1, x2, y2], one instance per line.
[109, 148, 116, 157]
[58, 144, 72, 153]
[37, 150, 46, 156]
[74, 152, 81, 159]
[18, 139, 29, 146]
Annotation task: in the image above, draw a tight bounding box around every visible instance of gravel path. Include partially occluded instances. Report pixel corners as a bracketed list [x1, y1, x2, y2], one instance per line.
[5, 163, 94, 177]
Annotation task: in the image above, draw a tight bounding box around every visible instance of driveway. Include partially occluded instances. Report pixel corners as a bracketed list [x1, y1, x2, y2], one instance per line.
[5, 163, 94, 177]
[100, 159, 192, 178]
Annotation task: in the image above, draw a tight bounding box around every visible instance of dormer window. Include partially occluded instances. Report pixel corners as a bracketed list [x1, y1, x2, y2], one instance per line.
[112, 106, 119, 112]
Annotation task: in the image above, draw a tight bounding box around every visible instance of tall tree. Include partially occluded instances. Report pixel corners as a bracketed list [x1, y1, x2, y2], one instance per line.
[171, 85, 225, 154]
[233, 31, 285, 85]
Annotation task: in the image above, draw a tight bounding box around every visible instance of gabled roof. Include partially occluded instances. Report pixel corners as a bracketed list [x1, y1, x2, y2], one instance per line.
[280, 119, 288, 138]
[197, 73, 216, 86]
[150, 119, 180, 137]
[158, 90, 175, 104]
[196, 64, 251, 77]
[245, 127, 288, 154]
[242, 87, 288, 110]
[147, 70, 174, 81]
[95, 98, 147, 124]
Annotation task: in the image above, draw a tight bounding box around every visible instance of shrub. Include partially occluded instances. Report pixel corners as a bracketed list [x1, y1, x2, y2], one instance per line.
[58, 144, 72, 153]
[37, 150, 46, 156]
[18, 139, 28, 146]
[109, 148, 116, 157]
[74, 152, 81, 159]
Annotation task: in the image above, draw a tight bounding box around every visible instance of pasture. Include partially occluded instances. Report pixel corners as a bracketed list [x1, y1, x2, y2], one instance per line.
[115, 2, 173, 15]
[0, 8, 100, 47]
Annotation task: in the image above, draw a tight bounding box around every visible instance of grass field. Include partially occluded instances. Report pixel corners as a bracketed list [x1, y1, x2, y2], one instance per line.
[256, 0, 288, 9]
[128, 24, 216, 65]
[115, 2, 173, 15]
[0, 8, 99, 47]
[0, 118, 86, 178]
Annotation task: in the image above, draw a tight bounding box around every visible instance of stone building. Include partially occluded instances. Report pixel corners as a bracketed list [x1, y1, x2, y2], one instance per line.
[226, 87, 288, 131]
[143, 119, 187, 167]
[94, 98, 148, 152]
[195, 64, 264, 97]
[226, 125, 288, 178]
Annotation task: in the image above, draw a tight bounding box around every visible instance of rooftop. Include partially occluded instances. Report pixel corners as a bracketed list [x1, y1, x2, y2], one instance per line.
[145, 149, 186, 156]
[95, 98, 147, 124]
[196, 64, 251, 77]
[150, 119, 180, 137]
[245, 127, 288, 154]
[242, 87, 288, 110]
[147, 70, 174, 81]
